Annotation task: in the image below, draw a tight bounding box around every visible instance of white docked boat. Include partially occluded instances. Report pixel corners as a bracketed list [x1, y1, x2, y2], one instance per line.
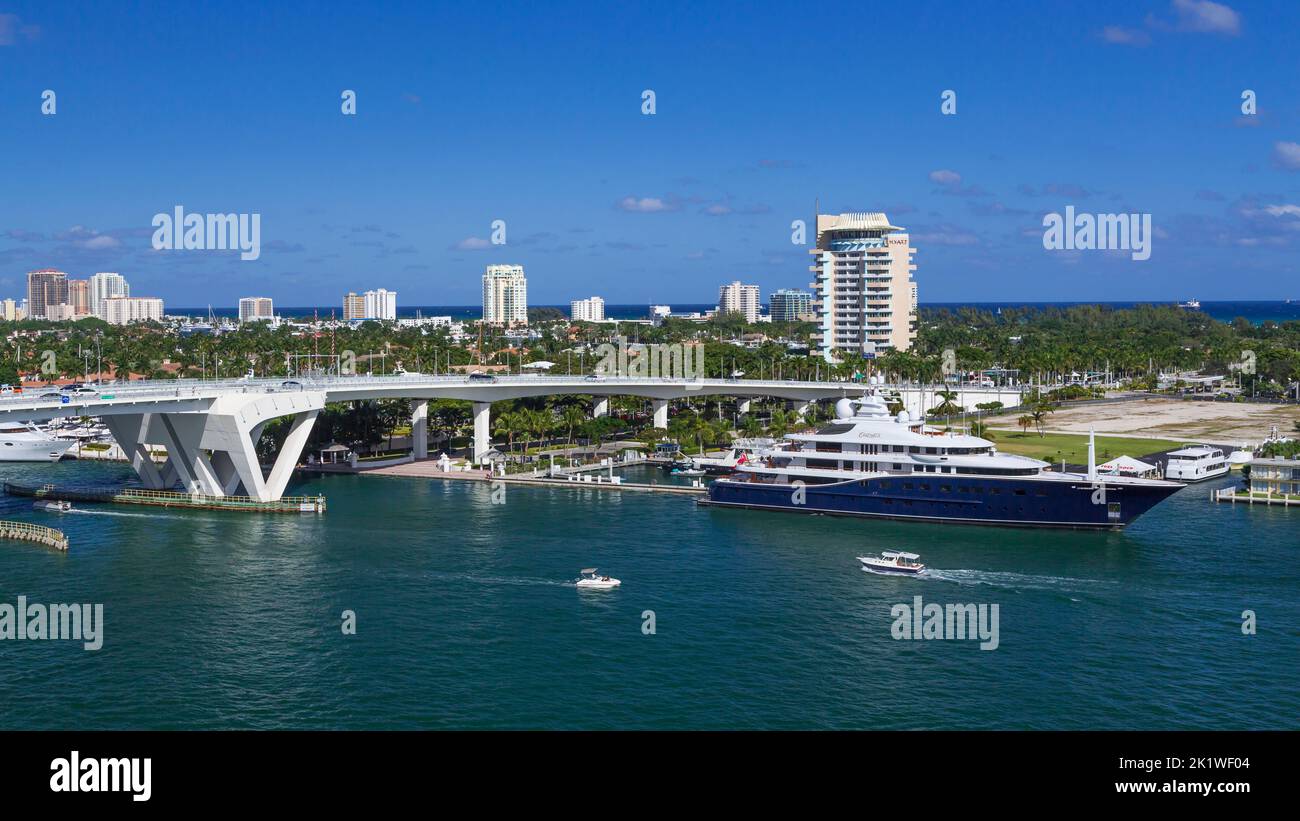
[33, 500, 72, 512]
[1163, 445, 1229, 482]
[858, 551, 925, 575]
[575, 568, 621, 589]
[690, 438, 787, 475]
[0, 422, 75, 462]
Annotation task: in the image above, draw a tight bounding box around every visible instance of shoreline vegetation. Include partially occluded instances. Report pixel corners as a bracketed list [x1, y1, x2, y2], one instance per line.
[3, 304, 1297, 463]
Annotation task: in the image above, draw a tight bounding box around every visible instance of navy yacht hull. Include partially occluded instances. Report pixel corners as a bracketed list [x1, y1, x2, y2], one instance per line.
[701, 473, 1183, 529]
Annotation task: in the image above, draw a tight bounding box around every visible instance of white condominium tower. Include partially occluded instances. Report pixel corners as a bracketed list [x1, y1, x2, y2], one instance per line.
[363, 288, 397, 321]
[570, 296, 605, 322]
[808, 212, 917, 360]
[239, 297, 275, 323]
[103, 296, 164, 325]
[89, 272, 130, 319]
[718, 280, 761, 323]
[482, 264, 528, 326]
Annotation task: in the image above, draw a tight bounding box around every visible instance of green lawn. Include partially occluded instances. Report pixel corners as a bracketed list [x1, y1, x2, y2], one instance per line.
[988, 430, 1184, 464]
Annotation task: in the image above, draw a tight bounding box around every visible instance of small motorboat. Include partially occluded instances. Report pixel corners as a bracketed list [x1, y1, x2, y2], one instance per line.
[672, 467, 706, 476]
[33, 500, 72, 513]
[858, 551, 925, 575]
[576, 568, 621, 589]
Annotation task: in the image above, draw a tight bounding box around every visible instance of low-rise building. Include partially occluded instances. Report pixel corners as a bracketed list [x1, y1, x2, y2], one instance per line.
[1250, 455, 1300, 497]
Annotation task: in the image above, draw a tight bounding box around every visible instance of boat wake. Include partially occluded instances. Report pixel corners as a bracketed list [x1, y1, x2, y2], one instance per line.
[921, 568, 1116, 592]
[427, 571, 577, 588]
[63, 508, 179, 521]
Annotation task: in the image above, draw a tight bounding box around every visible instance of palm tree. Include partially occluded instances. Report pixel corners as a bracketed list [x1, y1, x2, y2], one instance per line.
[494, 411, 519, 454]
[1017, 415, 1034, 435]
[931, 389, 962, 417]
[561, 405, 586, 446]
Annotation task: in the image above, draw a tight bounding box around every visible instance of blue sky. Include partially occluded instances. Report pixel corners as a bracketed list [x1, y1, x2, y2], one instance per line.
[1, 0, 1297, 308]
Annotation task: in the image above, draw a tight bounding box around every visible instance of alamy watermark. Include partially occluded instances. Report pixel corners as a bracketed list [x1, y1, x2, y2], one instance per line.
[891, 595, 999, 650]
[593, 336, 704, 379]
[0, 596, 103, 650]
[152, 205, 261, 261]
[1042, 205, 1151, 261]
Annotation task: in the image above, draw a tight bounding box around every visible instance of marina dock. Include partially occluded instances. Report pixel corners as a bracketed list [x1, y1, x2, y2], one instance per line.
[3, 483, 327, 514]
[1213, 487, 1300, 507]
[362, 460, 708, 495]
[0, 521, 69, 551]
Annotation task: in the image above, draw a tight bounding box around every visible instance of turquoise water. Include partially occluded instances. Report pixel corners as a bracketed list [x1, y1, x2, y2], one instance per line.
[0, 460, 1296, 730]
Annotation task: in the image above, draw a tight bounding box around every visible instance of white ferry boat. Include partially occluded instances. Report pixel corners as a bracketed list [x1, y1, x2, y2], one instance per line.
[1162, 445, 1229, 483]
[701, 381, 1183, 529]
[0, 422, 75, 462]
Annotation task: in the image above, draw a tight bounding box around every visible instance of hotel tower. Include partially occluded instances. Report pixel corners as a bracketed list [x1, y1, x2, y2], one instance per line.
[808, 212, 917, 361]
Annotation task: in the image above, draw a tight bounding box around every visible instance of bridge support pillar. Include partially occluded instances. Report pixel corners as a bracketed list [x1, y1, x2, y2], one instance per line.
[411, 399, 429, 459]
[652, 399, 669, 429]
[737, 398, 752, 415]
[472, 402, 491, 464]
[102, 414, 168, 489]
[592, 397, 609, 418]
[101, 393, 324, 502]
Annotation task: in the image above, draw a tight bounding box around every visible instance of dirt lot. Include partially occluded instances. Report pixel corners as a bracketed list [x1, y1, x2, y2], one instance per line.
[1011, 397, 1300, 445]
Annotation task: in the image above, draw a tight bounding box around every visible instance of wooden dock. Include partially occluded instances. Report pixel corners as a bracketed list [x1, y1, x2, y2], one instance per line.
[4, 483, 326, 514]
[363, 461, 707, 495]
[0, 520, 69, 551]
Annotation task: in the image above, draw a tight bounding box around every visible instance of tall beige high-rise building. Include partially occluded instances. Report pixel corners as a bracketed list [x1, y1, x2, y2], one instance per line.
[68, 280, 91, 316]
[342, 292, 365, 321]
[808, 212, 917, 360]
[717, 281, 761, 323]
[239, 297, 275, 323]
[482, 264, 528, 326]
[26, 269, 68, 320]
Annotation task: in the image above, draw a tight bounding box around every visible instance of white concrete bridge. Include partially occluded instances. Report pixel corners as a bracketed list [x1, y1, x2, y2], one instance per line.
[0, 374, 1023, 501]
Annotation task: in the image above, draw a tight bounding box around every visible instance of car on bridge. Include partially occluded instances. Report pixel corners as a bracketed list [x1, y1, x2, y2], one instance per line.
[60, 384, 97, 396]
[467, 372, 497, 383]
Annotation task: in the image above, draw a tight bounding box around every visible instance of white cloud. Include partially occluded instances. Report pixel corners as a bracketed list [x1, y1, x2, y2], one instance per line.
[1273, 142, 1300, 171]
[0, 13, 40, 46]
[80, 235, 121, 250]
[1170, 0, 1240, 35]
[615, 196, 679, 213]
[451, 236, 491, 250]
[1101, 25, 1150, 45]
[928, 169, 962, 186]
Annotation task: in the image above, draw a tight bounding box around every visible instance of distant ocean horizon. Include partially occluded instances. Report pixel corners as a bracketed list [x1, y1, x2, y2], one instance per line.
[172, 300, 1300, 326]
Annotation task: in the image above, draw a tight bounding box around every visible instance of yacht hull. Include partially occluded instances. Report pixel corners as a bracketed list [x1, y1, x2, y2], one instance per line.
[0, 437, 74, 462]
[702, 474, 1183, 530]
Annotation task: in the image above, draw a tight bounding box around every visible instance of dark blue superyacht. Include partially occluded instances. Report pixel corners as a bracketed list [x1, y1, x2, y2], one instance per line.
[701, 390, 1182, 530]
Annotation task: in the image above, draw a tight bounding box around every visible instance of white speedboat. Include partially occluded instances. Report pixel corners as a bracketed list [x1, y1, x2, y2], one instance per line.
[33, 500, 72, 512]
[1163, 444, 1229, 482]
[0, 422, 75, 462]
[858, 551, 926, 575]
[1178, 299, 1201, 310]
[576, 568, 621, 589]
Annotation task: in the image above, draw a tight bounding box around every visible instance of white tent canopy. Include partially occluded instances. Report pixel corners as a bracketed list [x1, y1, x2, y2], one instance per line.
[1097, 455, 1158, 477]
[521, 361, 556, 371]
